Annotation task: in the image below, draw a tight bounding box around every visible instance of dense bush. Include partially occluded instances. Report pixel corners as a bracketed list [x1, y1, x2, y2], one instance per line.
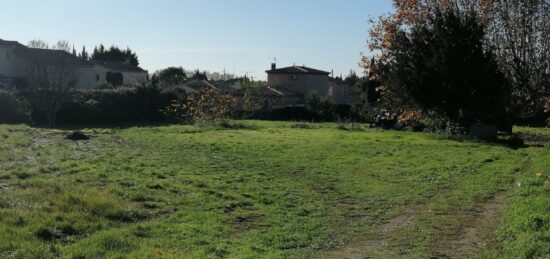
[55, 86, 181, 125]
[304, 93, 334, 121]
[333, 104, 362, 122]
[253, 105, 313, 121]
[164, 87, 235, 125]
[247, 104, 361, 122]
[0, 90, 32, 124]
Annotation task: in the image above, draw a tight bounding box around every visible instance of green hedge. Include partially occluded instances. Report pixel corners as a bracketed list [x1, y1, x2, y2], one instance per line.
[0, 90, 32, 124]
[247, 104, 362, 122]
[55, 86, 182, 125]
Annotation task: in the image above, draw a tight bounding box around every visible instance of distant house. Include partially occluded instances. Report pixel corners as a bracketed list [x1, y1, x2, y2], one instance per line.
[266, 63, 358, 105]
[211, 79, 244, 92]
[266, 63, 330, 96]
[88, 60, 148, 87]
[231, 85, 302, 107]
[328, 77, 360, 105]
[173, 78, 301, 107]
[174, 79, 220, 93]
[0, 39, 148, 89]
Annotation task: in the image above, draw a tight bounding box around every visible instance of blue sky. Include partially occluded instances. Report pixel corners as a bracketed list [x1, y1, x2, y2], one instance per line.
[0, 0, 393, 80]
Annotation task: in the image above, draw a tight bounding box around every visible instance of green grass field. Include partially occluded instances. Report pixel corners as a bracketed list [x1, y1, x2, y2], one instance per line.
[0, 121, 548, 258]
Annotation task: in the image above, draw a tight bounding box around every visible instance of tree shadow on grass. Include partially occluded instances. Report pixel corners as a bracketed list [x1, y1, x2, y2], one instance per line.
[35, 120, 262, 133]
[432, 133, 536, 150]
[37, 121, 174, 131]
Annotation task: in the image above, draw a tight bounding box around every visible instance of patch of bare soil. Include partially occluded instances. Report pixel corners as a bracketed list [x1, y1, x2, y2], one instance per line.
[322, 204, 424, 259]
[442, 192, 508, 258]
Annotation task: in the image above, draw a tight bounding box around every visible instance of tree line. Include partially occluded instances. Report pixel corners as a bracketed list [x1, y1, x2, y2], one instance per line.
[28, 40, 140, 66]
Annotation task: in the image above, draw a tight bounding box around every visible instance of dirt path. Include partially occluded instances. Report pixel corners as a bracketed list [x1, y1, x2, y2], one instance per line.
[322, 204, 424, 259]
[443, 192, 508, 257]
[321, 192, 508, 259]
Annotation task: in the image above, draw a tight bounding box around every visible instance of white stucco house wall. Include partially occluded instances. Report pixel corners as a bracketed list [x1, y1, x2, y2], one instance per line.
[0, 40, 27, 79]
[0, 39, 148, 89]
[90, 60, 148, 86]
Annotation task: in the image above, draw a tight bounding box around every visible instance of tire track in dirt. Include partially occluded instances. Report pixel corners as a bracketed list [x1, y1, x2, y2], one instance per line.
[321, 192, 509, 259]
[321, 203, 424, 259]
[442, 192, 508, 258]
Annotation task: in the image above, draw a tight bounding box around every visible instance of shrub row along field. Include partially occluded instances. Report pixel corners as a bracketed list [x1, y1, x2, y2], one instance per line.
[0, 121, 548, 258]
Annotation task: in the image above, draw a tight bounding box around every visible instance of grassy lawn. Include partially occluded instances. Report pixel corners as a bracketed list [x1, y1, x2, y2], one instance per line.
[0, 121, 548, 258]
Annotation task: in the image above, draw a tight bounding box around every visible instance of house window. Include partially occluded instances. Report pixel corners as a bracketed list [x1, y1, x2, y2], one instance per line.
[6, 51, 10, 60]
[106, 72, 124, 86]
[291, 74, 298, 80]
[328, 87, 334, 97]
[95, 74, 100, 81]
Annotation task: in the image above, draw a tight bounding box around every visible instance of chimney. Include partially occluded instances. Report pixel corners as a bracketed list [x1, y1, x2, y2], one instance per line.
[271, 63, 276, 70]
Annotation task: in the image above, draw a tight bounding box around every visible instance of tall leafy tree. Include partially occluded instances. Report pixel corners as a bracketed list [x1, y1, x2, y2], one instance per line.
[488, 0, 550, 118]
[364, 0, 549, 121]
[384, 8, 509, 128]
[344, 70, 360, 87]
[91, 44, 139, 67]
[79, 46, 89, 60]
[190, 70, 208, 81]
[155, 67, 187, 86]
